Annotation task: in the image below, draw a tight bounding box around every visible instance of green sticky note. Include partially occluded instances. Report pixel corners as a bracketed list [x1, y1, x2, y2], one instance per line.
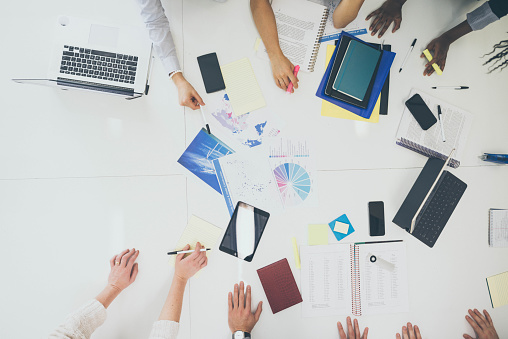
[308, 224, 329, 246]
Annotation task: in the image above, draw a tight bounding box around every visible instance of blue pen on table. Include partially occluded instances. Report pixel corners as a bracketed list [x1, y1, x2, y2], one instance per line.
[479, 153, 508, 164]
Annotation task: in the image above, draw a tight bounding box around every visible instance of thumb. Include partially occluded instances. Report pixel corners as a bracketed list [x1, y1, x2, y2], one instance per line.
[193, 91, 205, 106]
[254, 301, 263, 321]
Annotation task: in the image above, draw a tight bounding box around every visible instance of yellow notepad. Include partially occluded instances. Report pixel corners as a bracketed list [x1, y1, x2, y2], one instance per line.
[168, 215, 223, 266]
[487, 271, 508, 308]
[221, 58, 266, 116]
[308, 224, 329, 246]
[321, 45, 380, 123]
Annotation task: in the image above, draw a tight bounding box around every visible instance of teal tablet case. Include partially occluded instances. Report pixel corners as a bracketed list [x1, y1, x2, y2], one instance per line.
[332, 40, 381, 101]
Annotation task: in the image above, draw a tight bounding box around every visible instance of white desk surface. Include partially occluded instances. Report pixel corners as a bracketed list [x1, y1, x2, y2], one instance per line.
[0, 0, 507, 338]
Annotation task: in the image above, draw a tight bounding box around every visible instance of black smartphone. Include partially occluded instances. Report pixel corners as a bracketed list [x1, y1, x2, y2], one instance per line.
[219, 201, 270, 262]
[405, 94, 437, 130]
[197, 52, 225, 93]
[369, 201, 385, 236]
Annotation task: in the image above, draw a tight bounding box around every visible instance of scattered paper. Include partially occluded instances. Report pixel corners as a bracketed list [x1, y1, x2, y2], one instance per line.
[334, 221, 349, 234]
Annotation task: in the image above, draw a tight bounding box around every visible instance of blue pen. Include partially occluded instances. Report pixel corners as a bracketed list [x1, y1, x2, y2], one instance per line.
[479, 153, 508, 164]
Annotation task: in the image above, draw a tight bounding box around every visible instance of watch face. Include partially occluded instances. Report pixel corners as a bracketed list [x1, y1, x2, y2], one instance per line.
[234, 331, 248, 339]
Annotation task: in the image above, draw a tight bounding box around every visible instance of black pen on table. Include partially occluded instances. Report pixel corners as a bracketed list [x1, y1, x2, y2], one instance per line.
[167, 248, 211, 255]
[144, 51, 155, 95]
[432, 86, 469, 90]
[199, 105, 211, 134]
[399, 38, 417, 73]
[355, 240, 403, 245]
[438, 105, 446, 142]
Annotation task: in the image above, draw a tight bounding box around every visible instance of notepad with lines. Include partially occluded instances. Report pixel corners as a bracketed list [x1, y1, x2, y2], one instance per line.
[257, 258, 302, 313]
[489, 209, 508, 247]
[487, 271, 508, 308]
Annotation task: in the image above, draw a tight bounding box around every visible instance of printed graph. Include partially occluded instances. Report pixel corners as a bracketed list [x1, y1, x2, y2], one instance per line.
[273, 163, 312, 206]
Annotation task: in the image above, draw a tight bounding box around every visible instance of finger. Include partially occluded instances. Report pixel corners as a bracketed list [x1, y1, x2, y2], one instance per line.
[370, 14, 383, 32]
[239, 281, 245, 309]
[407, 323, 415, 339]
[193, 91, 205, 106]
[366, 9, 380, 21]
[402, 326, 408, 339]
[473, 309, 487, 329]
[465, 314, 481, 334]
[393, 18, 402, 32]
[414, 325, 422, 339]
[362, 327, 369, 339]
[119, 249, 134, 267]
[288, 72, 298, 90]
[275, 77, 284, 90]
[176, 244, 190, 262]
[110, 255, 116, 268]
[246, 285, 252, 311]
[200, 257, 208, 268]
[130, 263, 139, 282]
[347, 316, 354, 338]
[127, 250, 139, 268]
[354, 319, 361, 338]
[254, 301, 262, 321]
[279, 77, 289, 91]
[396, 334, 401, 339]
[337, 322, 347, 339]
[115, 249, 129, 265]
[483, 310, 493, 326]
[228, 292, 233, 311]
[378, 19, 393, 38]
[463, 335, 473, 339]
[372, 18, 387, 36]
[233, 284, 239, 308]
[189, 98, 200, 110]
[187, 242, 201, 260]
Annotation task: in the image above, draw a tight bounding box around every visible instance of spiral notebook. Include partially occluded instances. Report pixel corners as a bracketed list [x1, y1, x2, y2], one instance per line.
[256, 0, 328, 72]
[489, 209, 508, 248]
[300, 242, 408, 317]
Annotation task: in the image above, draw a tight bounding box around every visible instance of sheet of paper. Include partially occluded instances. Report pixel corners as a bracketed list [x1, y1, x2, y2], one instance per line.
[308, 224, 329, 245]
[220, 58, 266, 116]
[308, 0, 367, 39]
[396, 89, 473, 165]
[321, 45, 380, 122]
[209, 92, 283, 149]
[214, 147, 283, 216]
[300, 244, 352, 317]
[487, 271, 508, 308]
[168, 215, 223, 266]
[358, 242, 409, 315]
[490, 209, 508, 248]
[334, 221, 349, 234]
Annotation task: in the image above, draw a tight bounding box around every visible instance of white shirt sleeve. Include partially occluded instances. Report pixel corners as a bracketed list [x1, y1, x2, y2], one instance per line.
[134, 0, 182, 75]
[148, 320, 180, 339]
[48, 299, 107, 339]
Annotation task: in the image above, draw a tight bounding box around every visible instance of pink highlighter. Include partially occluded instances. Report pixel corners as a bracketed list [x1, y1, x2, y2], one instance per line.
[286, 65, 300, 93]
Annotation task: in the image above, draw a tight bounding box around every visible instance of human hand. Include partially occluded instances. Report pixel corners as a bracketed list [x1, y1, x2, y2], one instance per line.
[396, 322, 422, 339]
[421, 35, 451, 76]
[175, 242, 208, 281]
[365, 0, 404, 38]
[108, 248, 139, 291]
[228, 281, 262, 333]
[269, 52, 298, 92]
[337, 317, 368, 339]
[172, 72, 205, 110]
[464, 309, 499, 339]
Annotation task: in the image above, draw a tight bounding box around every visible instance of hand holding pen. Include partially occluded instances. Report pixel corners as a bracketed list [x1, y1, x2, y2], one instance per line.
[174, 242, 208, 281]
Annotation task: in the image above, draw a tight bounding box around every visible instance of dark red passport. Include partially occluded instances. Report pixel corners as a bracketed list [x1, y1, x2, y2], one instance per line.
[256, 258, 303, 314]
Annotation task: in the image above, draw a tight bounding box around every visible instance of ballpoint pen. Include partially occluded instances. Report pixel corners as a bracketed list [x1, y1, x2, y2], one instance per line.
[200, 105, 211, 134]
[167, 248, 211, 255]
[399, 38, 416, 73]
[438, 105, 446, 142]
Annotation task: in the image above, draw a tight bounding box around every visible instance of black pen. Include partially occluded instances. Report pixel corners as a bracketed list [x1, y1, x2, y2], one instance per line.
[167, 248, 211, 255]
[432, 86, 469, 90]
[438, 105, 446, 142]
[355, 240, 403, 245]
[399, 38, 416, 73]
[199, 105, 211, 134]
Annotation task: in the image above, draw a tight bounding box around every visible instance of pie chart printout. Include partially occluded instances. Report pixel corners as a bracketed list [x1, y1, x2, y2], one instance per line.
[273, 163, 311, 206]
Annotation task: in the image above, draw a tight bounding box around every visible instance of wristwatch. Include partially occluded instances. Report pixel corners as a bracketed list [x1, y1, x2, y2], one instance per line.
[233, 330, 251, 339]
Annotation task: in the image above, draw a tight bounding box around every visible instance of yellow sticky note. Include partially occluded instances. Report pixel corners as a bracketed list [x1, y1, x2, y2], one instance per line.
[321, 45, 380, 122]
[291, 237, 301, 269]
[220, 58, 266, 116]
[334, 221, 350, 234]
[487, 271, 508, 308]
[254, 37, 261, 52]
[422, 49, 442, 75]
[308, 224, 329, 246]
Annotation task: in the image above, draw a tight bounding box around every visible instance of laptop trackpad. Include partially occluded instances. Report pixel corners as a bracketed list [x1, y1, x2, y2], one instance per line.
[89, 24, 119, 48]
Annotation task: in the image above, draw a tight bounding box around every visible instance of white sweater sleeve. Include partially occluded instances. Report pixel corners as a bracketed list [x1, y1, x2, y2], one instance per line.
[48, 299, 107, 339]
[148, 320, 180, 339]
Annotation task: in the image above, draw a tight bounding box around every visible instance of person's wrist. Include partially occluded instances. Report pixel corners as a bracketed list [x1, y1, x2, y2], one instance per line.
[171, 72, 185, 86]
[173, 272, 189, 284]
[387, 0, 406, 6]
[267, 48, 284, 61]
[106, 283, 124, 294]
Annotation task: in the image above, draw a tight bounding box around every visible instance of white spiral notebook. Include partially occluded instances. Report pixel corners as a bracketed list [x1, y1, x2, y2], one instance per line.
[489, 209, 508, 248]
[256, 0, 328, 72]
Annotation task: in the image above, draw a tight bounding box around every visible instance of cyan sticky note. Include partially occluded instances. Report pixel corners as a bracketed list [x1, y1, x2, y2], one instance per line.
[328, 214, 354, 241]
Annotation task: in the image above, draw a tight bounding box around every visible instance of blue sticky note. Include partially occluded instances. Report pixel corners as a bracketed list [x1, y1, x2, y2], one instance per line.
[328, 214, 354, 241]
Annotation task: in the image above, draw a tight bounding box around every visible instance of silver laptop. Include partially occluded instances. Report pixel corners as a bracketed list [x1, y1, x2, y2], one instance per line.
[13, 16, 153, 99]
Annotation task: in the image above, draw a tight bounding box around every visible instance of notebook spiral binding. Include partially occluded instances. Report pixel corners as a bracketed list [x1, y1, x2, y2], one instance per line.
[397, 137, 460, 168]
[350, 244, 362, 316]
[308, 9, 329, 72]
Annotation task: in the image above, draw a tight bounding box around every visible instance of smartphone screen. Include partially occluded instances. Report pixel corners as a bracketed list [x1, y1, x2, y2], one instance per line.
[405, 94, 437, 130]
[219, 202, 270, 262]
[197, 52, 225, 93]
[369, 201, 385, 236]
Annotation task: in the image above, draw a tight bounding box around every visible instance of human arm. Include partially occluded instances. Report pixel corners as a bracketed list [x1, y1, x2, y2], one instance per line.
[228, 281, 263, 335]
[49, 249, 140, 338]
[134, 0, 204, 109]
[250, 0, 298, 92]
[365, 0, 406, 38]
[396, 322, 422, 339]
[148, 243, 207, 339]
[463, 309, 499, 339]
[332, 0, 366, 29]
[337, 317, 368, 339]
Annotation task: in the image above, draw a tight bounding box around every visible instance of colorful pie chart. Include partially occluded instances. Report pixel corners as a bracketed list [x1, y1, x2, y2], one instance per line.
[273, 163, 311, 206]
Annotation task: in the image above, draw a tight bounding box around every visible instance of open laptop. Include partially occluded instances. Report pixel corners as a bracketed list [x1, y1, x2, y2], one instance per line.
[13, 16, 153, 99]
[393, 150, 467, 248]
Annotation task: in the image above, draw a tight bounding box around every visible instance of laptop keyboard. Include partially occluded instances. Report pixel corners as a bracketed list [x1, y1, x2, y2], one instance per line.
[59, 45, 138, 84]
[412, 171, 467, 248]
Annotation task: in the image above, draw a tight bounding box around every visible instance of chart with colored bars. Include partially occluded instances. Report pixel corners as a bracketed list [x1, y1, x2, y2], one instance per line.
[274, 163, 312, 206]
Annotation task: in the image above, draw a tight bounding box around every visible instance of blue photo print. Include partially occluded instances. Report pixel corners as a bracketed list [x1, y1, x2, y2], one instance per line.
[178, 128, 234, 194]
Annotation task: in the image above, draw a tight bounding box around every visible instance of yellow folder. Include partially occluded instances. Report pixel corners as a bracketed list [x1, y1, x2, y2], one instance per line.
[321, 45, 380, 123]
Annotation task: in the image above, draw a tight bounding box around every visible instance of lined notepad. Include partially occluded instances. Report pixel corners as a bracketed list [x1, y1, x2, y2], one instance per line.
[489, 209, 508, 247]
[168, 215, 223, 266]
[220, 58, 266, 116]
[487, 271, 508, 308]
